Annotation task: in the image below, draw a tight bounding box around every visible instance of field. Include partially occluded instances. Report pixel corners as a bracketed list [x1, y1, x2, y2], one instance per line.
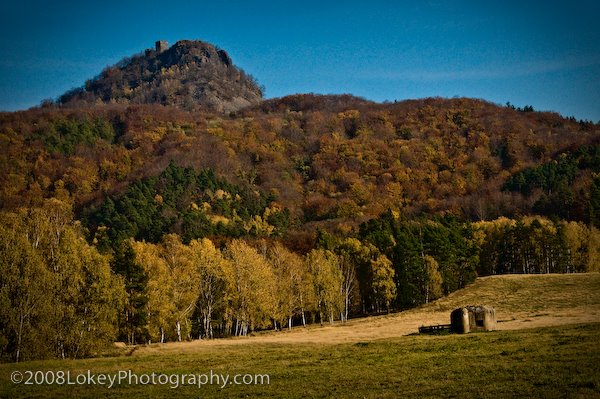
[2, 273, 599, 398]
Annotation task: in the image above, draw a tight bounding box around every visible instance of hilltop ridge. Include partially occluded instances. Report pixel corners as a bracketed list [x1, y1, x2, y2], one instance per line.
[58, 40, 263, 112]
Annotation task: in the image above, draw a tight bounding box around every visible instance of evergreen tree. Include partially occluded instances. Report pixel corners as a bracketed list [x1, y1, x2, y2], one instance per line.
[391, 222, 424, 308]
[112, 241, 148, 344]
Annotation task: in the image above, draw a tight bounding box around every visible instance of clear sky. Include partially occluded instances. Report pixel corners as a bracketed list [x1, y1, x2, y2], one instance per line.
[1, 0, 599, 121]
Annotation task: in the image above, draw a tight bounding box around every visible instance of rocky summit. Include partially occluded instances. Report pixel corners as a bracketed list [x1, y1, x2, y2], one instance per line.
[58, 40, 263, 112]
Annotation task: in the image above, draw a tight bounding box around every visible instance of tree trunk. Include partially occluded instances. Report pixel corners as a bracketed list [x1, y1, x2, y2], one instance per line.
[207, 304, 213, 339]
[16, 312, 24, 363]
[344, 296, 349, 322]
[299, 293, 307, 327]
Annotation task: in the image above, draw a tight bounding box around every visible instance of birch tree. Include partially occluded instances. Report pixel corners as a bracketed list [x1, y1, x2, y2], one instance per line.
[306, 249, 342, 325]
[268, 243, 307, 330]
[161, 234, 198, 341]
[0, 212, 53, 362]
[423, 255, 443, 303]
[0, 201, 125, 361]
[224, 240, 275, 336]
[189, 238, 228, 339]
[53, 229, 124, 358]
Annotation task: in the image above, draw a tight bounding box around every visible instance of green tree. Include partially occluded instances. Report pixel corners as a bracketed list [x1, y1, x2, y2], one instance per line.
[112, 241, 148, 344]
[589, 175, 600, 228]
[131, 240, 174, 343]
[0, 212, 53, 362]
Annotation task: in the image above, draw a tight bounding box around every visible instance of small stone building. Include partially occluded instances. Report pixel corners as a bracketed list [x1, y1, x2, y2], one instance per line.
[450, 305, 496, 333]
[155, 40, 169, 53]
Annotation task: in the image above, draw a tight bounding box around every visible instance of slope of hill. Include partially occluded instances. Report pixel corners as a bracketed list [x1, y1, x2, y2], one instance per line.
[58, 40, 263, 112]
[2, 95, 598, 236]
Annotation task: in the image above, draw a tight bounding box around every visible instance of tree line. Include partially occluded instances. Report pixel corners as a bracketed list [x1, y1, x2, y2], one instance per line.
[2, 199, 598, 362]
[117, 234, 396, 344]
[502, 144, 600, 225]
[0, 200, 396, 360]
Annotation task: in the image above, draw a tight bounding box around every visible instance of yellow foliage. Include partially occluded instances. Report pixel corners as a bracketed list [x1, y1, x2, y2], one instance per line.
[337, 109, 360, 120]
[209, 215, 230, 225]
[214, 189, 231, 200]
[243, 215, 274, 236]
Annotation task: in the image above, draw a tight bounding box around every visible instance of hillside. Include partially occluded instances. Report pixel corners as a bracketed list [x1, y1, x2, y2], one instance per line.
[2, 96, 598, 234]
[57, 40, 263, 112]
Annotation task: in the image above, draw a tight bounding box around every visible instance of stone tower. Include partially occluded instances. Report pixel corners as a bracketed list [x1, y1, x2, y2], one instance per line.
[155, 40, 169, 53]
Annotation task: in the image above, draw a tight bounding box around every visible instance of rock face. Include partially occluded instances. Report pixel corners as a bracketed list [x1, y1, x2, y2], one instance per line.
[59, 40, 263, 112]
[450, 305, 496, 333]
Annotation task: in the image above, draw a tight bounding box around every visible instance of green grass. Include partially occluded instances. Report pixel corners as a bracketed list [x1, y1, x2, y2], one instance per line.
[2, 323, 599, 398]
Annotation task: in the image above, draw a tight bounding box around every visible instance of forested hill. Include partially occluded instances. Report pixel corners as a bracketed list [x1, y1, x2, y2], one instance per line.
[2, 95, 598, 238]
[57, 40, 263, 112]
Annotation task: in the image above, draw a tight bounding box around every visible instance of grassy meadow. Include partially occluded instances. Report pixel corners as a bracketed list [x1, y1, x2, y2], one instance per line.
[2, 324, 599, 398]
[2, 273, 599, 398]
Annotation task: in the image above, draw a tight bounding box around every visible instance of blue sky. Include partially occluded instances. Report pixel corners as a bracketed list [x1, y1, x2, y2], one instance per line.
[1, 0, 599, 121]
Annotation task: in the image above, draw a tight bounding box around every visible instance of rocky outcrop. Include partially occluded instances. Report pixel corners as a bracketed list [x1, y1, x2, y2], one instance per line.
[59, 40, 263, 113]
